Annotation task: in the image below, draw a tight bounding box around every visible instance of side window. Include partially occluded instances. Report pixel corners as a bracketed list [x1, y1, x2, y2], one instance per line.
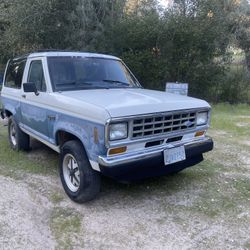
[5, 60, 26, 89]
[28, 60, 46, 92]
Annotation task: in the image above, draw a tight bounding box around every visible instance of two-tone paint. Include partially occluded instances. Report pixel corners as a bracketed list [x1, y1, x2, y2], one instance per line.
[1, 51, 212, 174]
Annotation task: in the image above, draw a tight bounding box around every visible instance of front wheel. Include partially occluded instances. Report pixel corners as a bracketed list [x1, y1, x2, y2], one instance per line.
[59, 140, 101, 203]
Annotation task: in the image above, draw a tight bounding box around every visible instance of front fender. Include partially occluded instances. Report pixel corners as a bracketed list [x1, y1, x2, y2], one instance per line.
[52, 116, 106, 162]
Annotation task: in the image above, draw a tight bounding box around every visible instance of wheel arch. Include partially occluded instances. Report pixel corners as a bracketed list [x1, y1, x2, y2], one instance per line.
[56, 130, 84, 148]
[55, 129, 93, 160]
[3, 109, 13, 118]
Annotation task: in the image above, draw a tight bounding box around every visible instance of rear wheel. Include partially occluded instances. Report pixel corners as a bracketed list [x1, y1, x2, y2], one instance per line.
[59, 140, 101, 203]
[8, 116, 30, 151]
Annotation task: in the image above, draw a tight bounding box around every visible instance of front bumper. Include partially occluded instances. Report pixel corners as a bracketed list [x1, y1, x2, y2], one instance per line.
[98, 137, 213, 181]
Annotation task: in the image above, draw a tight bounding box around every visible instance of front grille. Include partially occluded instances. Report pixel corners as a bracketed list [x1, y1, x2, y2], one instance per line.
[132, 111, 196, 139]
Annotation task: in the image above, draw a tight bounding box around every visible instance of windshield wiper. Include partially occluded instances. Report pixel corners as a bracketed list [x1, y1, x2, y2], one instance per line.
[102, 79, 130, 86]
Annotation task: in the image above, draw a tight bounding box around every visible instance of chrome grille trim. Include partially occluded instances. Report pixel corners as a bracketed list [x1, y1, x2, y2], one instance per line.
[132, 111, 197, 139]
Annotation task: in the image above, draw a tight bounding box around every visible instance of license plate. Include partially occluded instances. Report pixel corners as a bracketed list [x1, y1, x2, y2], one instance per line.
[164, 146, 186, 165]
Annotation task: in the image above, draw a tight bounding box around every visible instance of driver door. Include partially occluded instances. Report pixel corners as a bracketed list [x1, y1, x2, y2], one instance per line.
[20, 58, 49, 140]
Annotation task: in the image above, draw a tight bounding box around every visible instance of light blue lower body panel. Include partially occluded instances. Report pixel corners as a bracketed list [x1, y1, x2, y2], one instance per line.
[1, 96, 107, 165]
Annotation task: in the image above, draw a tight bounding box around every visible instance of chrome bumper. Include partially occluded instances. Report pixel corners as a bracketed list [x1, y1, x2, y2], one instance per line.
[98, 137, 213, 167]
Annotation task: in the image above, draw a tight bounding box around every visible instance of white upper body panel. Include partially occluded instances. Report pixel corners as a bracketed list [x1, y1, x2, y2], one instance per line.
[59, 88, 210, 119]
[49, 92, 111, 124]
[27, 52, 120, 61]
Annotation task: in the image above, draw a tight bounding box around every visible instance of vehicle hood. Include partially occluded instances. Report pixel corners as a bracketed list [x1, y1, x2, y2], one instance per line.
[59, 88, 210, 118]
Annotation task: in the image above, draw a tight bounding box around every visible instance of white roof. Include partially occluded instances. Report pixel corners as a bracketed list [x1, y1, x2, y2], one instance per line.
[28, 51, 120, 60]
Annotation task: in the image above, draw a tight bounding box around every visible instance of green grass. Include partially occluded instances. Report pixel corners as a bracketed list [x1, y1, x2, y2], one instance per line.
[188, 170, 249, 217]
[0, 123, 58, 178]
[50, 207, 82, 250]
[194, 103, 250, 218]
[211, 103, 250, 136]
[50, 192, 65, 204]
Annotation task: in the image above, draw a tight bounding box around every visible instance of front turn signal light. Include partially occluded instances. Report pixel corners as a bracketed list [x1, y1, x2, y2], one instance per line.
[195, 131, 205, 137]
[108, 146, 127, 155]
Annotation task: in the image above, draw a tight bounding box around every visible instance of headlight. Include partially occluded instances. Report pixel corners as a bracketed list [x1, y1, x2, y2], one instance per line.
[109, 123, 128, 141]
[197, 111, 208, 126]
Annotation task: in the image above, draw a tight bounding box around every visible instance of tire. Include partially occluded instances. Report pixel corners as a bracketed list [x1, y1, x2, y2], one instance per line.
[8, 116, 30, 151]
[59, 140, 101, 203]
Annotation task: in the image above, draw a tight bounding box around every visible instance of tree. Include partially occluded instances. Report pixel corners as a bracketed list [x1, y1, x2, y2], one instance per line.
[111, 0, 233, 98]
[0, 0, 249, 102]
[234, 0, 250, 71]
[0, 0, 125, 62]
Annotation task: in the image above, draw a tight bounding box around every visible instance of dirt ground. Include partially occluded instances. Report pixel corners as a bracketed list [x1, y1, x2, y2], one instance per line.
[0, 109, 249, 250]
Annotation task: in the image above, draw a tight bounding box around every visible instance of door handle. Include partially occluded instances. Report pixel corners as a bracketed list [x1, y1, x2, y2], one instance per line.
[47, 115, 56, 121]
[21, 94, 26, 98]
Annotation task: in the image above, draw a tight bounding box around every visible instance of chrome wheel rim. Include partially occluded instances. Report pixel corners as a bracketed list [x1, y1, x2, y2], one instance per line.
[63, 154, 80, 192]
[10, 123, 17, 146]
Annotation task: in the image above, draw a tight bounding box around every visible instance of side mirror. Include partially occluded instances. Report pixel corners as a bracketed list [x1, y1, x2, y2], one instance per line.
[23, 82, 39, 96]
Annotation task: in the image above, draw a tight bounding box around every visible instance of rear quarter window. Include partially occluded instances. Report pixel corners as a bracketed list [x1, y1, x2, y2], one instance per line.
[4, 59, 26, 89]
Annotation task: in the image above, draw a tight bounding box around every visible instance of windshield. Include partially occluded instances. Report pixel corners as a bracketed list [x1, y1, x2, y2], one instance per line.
[47, 56, 141, 91]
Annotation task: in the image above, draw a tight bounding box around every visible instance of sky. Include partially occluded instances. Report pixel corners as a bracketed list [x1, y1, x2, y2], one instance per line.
[158, 0, 173, 8]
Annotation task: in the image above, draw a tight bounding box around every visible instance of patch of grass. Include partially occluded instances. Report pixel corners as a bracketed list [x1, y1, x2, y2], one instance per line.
[0, 124, 58, 178]
[233, 177, 250, 199]
[190, 185, 236, 217]
[159, 162, 233, 217]
[244, 240, 250, 250]
[211, 103, 250, 137]
[145, 157, 249, 219]
[50, 207, 82, 250]
[192, 104, 250, 218]
[185, 167, 250, 218]
[50, 193, 65, 204]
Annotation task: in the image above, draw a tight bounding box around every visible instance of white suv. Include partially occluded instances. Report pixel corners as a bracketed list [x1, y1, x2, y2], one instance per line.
[0, 51, 213, 202]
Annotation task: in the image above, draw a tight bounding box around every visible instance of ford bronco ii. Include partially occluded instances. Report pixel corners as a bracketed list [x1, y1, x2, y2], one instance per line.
[0, 51, 213, 202]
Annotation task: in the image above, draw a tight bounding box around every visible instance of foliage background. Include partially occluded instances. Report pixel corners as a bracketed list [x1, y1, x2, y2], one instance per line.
[0, 0, 249, 103]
